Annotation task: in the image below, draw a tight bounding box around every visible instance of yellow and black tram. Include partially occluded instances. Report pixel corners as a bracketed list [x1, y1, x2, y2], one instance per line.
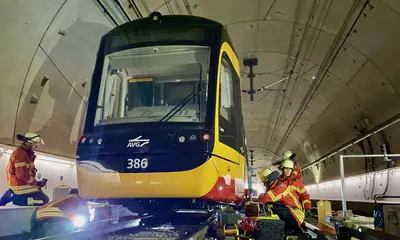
[76, 12, 248, 210]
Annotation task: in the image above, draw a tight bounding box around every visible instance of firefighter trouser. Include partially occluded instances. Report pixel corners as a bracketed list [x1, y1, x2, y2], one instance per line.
[272, 204, 302, 235]
[0, 189, 14, 206]
[13, 191, 49, 206]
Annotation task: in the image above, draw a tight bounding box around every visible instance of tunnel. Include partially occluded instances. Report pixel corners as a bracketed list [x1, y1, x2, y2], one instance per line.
[0, 0, 400, 239]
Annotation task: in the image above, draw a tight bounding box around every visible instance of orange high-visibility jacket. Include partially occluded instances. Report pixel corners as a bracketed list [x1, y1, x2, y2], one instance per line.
[258, 184, 305, 226]
[294, 164, 302, 179]
[280, 164, 312, 210]
[36, 194, 86, 221]
[6, 145, 38, 194]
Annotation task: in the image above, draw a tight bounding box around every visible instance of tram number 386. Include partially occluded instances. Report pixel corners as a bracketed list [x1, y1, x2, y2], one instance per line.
[127, 158, 148, 169]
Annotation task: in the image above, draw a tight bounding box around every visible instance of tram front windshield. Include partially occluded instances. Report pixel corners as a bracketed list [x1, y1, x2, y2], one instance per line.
[94, 45, 210, 126]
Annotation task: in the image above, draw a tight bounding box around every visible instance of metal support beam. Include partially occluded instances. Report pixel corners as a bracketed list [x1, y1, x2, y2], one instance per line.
[256, 76, 289, 92]
[248, 150, 255, 191]
[248, 167, 253, 192]
[249, 150, 255, 166]
[339, 155, 347, 215]
[243, 58, 258, 102]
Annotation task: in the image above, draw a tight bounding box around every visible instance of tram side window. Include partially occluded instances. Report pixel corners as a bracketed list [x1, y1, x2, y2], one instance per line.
[219, 57, 238, 150]
[103, 73, 123, 120]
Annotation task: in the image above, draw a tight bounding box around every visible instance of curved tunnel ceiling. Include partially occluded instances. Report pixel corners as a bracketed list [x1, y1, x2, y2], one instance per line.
[1, 0, 400, 184]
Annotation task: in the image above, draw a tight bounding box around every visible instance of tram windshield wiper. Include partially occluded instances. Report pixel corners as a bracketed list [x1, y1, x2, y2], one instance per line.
[156, 66, 204, 128]
[156, 88, 204, 128]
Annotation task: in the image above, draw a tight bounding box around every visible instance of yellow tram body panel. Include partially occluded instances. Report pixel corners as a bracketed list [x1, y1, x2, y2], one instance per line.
[76, 154, 244, 199]
[212, 41, 245, 181]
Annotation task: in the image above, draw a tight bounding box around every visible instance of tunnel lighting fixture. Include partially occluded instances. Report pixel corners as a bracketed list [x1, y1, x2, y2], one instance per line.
[312, 76, 316, 80]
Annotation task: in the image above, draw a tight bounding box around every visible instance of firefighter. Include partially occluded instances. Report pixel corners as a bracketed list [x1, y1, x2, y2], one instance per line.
[31, 190, 89, 238]
[258, 169, 305, 235]
[34, 192, 87, 223]
[0, 133, 49, 206]
[281, 150, 302, 180]
[280, 151, 312, 216]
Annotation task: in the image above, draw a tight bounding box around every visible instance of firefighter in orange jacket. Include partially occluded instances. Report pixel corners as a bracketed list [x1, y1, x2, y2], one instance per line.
[258, 169, 305, 235]
[0, 133, 49, 206]
[279, 151, 312, 217]
[34, 189, 88, 223]
[31, 189, 89, 237]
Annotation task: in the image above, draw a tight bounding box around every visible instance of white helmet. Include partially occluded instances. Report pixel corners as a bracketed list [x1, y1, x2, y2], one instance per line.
[283, 150, 296, 160]
[17, 132, 44, 148]
[257, 168, 273, 183]
[281, 159, 295, 169]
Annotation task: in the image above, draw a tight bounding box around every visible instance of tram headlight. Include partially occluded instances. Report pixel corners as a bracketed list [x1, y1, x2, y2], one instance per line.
[201, 133, 211, 142]
[72, 215, 87, 228]
[80, 136, 87, 143]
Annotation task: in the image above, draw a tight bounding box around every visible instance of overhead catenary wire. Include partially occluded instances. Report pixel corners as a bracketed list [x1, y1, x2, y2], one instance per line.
[114, 0, 131, 21]
[96, 0, 119, 26]
[182, 0, 192, 15]
[140, 0, 151, 15]
[128, 0, 143, 19]
[272, 0, 334, 156]
[275, 0, 370, 156]
[265, 0, 320, 153]
[165, 0, 174, 15]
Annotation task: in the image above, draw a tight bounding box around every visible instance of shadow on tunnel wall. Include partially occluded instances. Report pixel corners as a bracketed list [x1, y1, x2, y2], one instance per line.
[13, 19, 111, 158]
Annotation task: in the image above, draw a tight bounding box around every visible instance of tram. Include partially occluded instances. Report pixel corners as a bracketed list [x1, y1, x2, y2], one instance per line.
[76, 12, 248, 211]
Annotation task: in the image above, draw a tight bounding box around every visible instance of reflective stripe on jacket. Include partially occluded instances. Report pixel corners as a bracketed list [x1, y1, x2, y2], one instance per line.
[36, 194, 85, 220]
[258, 184, 305, 226]
[6, 145, 38, 194]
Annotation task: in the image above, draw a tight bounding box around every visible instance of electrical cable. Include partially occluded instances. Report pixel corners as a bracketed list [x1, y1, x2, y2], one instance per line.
[96, 0, 119, 26]
[272, 0, 334, 157]
[275, 0, 370, 156]
[128, 0, 143, 18]
[114, 0, 131, 21]
[265, 0, 319, 153]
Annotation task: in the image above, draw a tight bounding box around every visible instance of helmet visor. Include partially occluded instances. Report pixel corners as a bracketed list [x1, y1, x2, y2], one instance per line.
[27, 136, 44, 148]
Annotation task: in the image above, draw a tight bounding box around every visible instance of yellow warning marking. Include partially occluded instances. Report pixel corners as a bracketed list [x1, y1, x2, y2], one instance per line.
[129, 78, 153, 83]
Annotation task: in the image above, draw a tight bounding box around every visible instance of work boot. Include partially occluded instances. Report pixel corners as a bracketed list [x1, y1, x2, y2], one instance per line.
[0, 189, 14, 206]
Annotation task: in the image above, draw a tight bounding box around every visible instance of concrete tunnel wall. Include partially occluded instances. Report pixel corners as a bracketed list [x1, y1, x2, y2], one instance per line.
[0, 0, 123, 201]
[0, 0, 120, 158]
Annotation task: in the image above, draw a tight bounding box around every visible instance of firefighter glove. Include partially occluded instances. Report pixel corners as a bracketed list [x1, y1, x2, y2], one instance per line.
[305, 209, 313, 218]
[36, 181, 46, 187]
